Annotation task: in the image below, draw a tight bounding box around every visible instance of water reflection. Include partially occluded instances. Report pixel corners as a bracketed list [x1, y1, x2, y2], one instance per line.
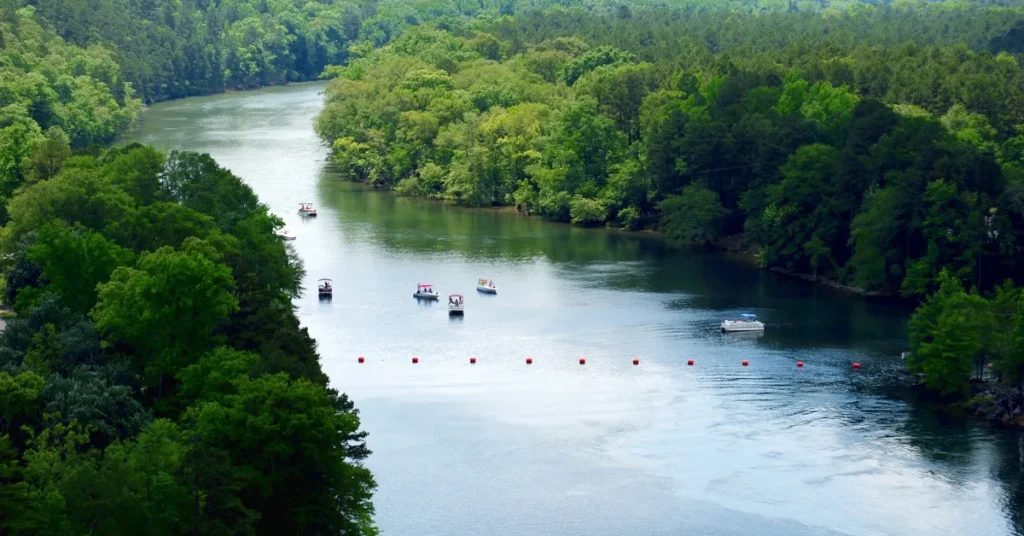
[128, 82, 1024, 536]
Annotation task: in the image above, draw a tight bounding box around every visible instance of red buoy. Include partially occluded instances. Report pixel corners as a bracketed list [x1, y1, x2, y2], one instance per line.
[358, 356, 365, 363]
[796, 361, 804, 368]
[632, 358, 640, 365]
[579, 358, 586, 365]
[852, 362, 861, 370]
[687, 359, 694, 366]
[742, 360, 749, 366]
[526, 357, 533, 365]
[470, 357, 477, 364]
[412, 356, 419, 364]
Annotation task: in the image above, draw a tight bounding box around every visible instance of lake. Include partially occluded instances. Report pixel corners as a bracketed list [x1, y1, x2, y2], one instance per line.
[126, 82, 1024, 536]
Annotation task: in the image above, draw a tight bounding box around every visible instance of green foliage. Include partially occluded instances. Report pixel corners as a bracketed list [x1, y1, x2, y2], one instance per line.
[0, 147, 376, 534]
[28, 224, 135, 314]
[92, 244, 238, 390]
[909, 272, 995, 398]
[658, 184, 727, 244]
[569, 196, 607, 226]
[316, 10, 1024, 295]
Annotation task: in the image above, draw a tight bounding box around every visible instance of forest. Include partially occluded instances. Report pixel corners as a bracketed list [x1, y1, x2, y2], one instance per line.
[0, 145, 377, 534]
[316, 4, 1024, 300]
[4, 0, 1024, 532]
[312, 1, 1024, 402]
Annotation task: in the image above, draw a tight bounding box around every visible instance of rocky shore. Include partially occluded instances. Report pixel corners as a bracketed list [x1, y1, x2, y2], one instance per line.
[965, 385, 1024, 428]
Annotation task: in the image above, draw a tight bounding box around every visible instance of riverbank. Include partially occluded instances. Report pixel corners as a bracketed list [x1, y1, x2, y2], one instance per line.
[379, 183, 893, 297]
[966, 384, 1024, 428]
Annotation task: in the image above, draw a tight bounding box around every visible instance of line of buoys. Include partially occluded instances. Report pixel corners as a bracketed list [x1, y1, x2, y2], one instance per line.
[852, 362, 861, 370]
[357, 356, 851, 370]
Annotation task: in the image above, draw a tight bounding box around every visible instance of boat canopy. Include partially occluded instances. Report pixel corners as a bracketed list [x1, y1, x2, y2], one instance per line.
[418, 283, 433, 288]
[450, 294, 463, 298]
[319, 278, 332, 283]
[740, 313, 757, 320]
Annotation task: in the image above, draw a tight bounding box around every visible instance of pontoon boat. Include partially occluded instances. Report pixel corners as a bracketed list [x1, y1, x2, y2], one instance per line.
[476, 279, 497, 294]
[448, 294, 464, 316]
[318, 278, 333, 297]
[414, 283, 439, 300]
[721, 313, 764, 332]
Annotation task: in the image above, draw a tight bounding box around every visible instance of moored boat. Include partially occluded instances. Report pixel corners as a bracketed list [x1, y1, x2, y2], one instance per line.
[275, 228, 296, 240]
[721, 313, 764, 332]
[448, 294, 464, 315]
[476, 278, 497, 294]
[414, 283, 439, 300]
[299, 202, 318, 217]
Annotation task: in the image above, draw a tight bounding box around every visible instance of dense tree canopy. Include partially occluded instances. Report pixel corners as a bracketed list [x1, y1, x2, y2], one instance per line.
[317, 4, 1024, 298]
[0, 146, 377, 535]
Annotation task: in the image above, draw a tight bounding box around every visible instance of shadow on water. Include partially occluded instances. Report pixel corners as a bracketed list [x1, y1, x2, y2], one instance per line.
[320, 168, 1024, 533]
[320, 176, 910, 354]
[131, 82, 1024, 536]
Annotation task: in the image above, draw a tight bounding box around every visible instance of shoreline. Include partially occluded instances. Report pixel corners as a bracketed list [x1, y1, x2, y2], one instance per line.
[371, 181, 899, 298]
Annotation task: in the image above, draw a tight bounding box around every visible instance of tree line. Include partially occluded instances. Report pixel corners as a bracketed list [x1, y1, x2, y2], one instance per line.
[0, 145, 377, 534]
[316, 3, 1024, 300]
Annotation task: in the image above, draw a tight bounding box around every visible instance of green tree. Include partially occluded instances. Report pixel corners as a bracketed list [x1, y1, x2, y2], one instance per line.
[91, 244, 238, 394]
[908, 272, 993, 398]
[658, 184, 728, 244]
[186, 373, 377, 535]
[28, 224, 135, 314]
[22, 127, 71, 183]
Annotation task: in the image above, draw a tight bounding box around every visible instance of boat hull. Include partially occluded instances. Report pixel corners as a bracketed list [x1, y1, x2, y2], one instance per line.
[414, 292, 439, 300]
[476, 286, 497, 294]
[449, 307, 464, 315]
[721, 321, 764, 333]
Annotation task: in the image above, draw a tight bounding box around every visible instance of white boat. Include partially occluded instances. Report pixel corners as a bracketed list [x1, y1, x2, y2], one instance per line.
[448, 294, 464, 316]
[476, 278, 497, 294]
[275, 228, 296, 240]
[721, 313, 764, 333]
[413, 283, 439, 300]
[299, 202, 318, 217]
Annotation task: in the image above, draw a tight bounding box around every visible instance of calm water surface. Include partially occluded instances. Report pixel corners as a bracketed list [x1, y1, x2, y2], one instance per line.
[126, 83, 1024, 536]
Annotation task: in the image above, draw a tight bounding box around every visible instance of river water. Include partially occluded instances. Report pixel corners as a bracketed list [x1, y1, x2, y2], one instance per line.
[126, 82, 1024, 536]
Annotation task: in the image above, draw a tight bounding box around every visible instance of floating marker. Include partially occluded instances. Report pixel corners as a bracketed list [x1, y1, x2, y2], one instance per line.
[470, 357, 477, 364]
[852, 362, 861, 370]
[687, 359, 694, 366]
[632, 358, 640, 365]
[579, 358, 586, 365]
[526, 357, 533, 365]
[358, 356, 365, 363]
[412, 356, 419, 364]
[796, 361, 804, 368]
[742, 360, 749, 367]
